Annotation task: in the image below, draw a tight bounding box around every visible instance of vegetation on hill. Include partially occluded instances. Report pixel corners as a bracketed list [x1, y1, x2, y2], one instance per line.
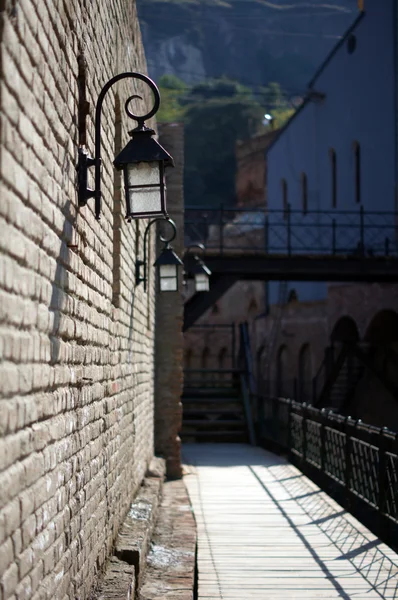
[157, 75, 295, 207]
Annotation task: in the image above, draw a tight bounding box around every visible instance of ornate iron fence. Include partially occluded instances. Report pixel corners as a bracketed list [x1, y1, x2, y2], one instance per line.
[258, 396, 398, 548]
[185, 206, 398, 256]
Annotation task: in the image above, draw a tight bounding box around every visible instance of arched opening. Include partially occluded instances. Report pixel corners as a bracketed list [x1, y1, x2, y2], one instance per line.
[298, 344, 312, 402]
[256, 345, 266, 394]
[201, 347, 210, 382]
[276, 345, 290, 397]
[211, 303, 220, 315]
[218, 347, 228, 383]
[331, 316, 359, 344]
[185, 348, 193, 370]
[248, 298, 258, 317]
[365, 310, 398, 345]
[218, 347, 228, 370]
[329, 148, 337, 208]
[301, 172, 308, 215]
[184, 348, 193, 384]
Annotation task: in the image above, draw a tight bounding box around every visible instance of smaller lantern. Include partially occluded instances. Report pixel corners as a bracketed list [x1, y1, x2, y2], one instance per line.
[135, 217, 182, 292]
[154, 245, 183, 292]
[113, 125, 174, 220]
[191, 256, 211, 292]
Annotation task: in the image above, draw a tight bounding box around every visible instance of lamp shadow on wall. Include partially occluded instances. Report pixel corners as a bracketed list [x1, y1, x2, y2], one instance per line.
[48, 139, 78, 366]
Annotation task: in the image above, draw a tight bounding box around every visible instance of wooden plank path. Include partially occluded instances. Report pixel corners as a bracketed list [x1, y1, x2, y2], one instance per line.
[182, 444, 398, 600]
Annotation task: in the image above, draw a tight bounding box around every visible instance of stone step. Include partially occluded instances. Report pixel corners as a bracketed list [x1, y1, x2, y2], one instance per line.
[183, 419, 246, 427]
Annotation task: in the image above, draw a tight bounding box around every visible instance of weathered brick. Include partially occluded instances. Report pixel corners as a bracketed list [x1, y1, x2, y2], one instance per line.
[0, 0, 157, 597]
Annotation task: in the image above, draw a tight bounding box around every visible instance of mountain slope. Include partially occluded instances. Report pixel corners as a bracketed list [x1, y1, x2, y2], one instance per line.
[137, 0, 358, 91]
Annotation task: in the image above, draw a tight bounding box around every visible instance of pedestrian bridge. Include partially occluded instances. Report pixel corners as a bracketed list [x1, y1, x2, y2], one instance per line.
[183, 206, 398, 330]
[183, 443, 398, 600]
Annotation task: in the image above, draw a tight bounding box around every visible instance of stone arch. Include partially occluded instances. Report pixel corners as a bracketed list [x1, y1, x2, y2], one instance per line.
[201, 347, 210, 370]
[248, 298, 258, 316]
[364, 310, 398, 345]
[256, 344, 266, 394]
[185, 348, 193, 370]
[276, 345, 290, 397]
[218, 347, 228, 370]
[298, 343, 312, 402]
[331, 316, 359, 344]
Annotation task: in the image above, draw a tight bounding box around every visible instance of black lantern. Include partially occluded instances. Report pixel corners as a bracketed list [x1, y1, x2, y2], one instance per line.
[185, 244, 212, 292]
[77, 72, 173, 220]
[191, 256, 211, 292]
[154, 246, 183, 292]
[136, 217, 183, 292]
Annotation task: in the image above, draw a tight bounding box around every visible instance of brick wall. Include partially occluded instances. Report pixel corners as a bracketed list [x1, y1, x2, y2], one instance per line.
[155, 123, 184, 480]
[0, 1, 158, 598]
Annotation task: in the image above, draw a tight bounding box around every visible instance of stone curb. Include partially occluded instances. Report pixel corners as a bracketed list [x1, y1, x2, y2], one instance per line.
[93, 457, 166, 599]
[138, 479, 197, 600]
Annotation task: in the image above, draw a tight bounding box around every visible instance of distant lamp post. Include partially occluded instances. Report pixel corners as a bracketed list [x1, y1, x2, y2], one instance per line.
[77, 72, 173, 220]
[185, 244, 212, 292]
[136, 217, 183, 292]
[263, 113, 275, 129]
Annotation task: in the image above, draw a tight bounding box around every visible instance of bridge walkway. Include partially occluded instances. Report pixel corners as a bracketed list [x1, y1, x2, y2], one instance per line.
[183, 443, 398, 600]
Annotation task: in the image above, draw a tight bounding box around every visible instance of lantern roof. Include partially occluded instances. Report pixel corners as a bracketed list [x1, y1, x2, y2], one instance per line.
[191, 256, 212, 276]
[153, 245, 183, 267]
[113, 126, 174, 170]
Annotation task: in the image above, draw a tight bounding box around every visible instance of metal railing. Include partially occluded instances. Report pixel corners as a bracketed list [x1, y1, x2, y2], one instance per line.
[258, 396, 398, 548]
[185, 205, 398, 256]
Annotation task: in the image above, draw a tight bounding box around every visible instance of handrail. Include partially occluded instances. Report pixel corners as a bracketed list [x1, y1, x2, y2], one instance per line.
[185, 205, 398, 258]
[258, 395, 398, 549]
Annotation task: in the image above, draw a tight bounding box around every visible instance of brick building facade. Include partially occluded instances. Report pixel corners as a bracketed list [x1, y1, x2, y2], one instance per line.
[184, 127, 398, 431]
[0, 1, 178, 598]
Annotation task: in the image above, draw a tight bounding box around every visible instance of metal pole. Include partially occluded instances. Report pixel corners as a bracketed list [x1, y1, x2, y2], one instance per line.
[287, 203, 292, 256]
[220, 203, 224, 255]
[302, 402, 307, 466]
[378, 427, 388, 539]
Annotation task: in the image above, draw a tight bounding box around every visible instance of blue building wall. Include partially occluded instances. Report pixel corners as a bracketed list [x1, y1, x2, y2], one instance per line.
[266, 0, 397, 303]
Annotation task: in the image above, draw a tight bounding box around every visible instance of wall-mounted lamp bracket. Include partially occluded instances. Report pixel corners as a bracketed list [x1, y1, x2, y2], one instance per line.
[76, 72, 172, 221]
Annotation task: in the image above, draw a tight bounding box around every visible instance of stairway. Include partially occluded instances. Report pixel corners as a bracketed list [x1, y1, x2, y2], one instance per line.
[328, 355, 364, 411]
[181, 372, 249, 443]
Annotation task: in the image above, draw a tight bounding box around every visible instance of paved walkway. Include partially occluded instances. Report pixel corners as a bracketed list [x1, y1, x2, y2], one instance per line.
[183, 444, 398, 600]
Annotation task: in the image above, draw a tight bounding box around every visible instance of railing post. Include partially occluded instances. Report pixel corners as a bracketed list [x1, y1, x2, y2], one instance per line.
[302, 402, 307, 466]
[332, 218, 336, 255]
[359, 205, 365, 256]
[287, 398, 293, 455]
[287, 203, 292, 256]
[320, 409, 327, 476]
[378, 426, 388, 540]
[220, 203, 224, 255]
[344, 416, 353, 511]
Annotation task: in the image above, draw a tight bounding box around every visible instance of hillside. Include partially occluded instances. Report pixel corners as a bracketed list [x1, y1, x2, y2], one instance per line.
[137, 0, 358, 92]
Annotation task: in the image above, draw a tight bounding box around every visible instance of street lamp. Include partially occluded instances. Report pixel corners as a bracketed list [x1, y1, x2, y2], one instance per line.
[77, 72, 173, 220]
[185, 244, 211, 292]
[136, 217, 183, 292]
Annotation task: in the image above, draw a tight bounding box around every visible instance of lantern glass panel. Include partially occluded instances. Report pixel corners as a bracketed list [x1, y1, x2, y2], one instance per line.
[127, 162, 159, 186]
[195, 273, 210, 292]
[159, 264, 178, 292]
[126, 162, 163, 215]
